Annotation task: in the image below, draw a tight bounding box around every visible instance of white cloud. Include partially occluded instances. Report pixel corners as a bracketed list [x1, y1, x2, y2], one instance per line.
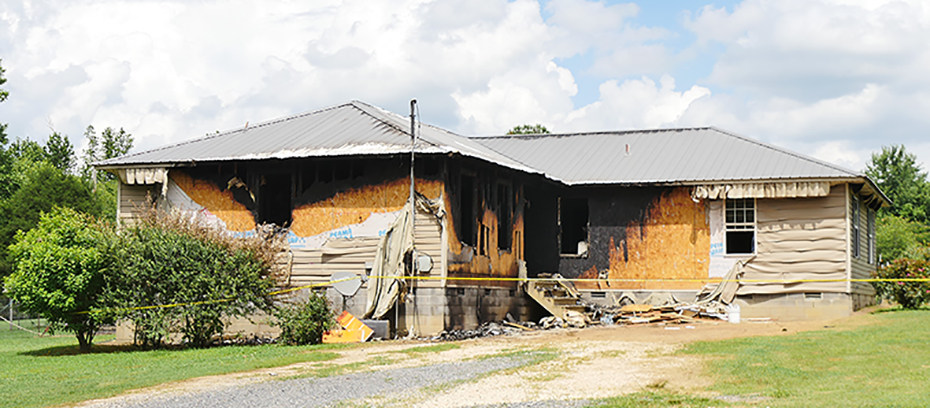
[0, 0, 929, 175]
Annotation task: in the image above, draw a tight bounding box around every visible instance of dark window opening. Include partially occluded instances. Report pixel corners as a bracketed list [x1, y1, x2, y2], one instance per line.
[259, 174, 292, 226]
[423, 159, 441, 177]
[300, 162, 315, 192]
[352, 160, 366, 179]
[318, 162, 333, 183]
[726, 231, 754, 254]
[852, 196, 861, 258]
[497, 182, 512, 250]
[334, 161, 351, 180]
[459, 174, 477, 246]
[560, 198, 588, 255]
[725, 198, 755, 255]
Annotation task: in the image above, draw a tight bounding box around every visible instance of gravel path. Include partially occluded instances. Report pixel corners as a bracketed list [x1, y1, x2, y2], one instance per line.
[96, 355, 542, 408]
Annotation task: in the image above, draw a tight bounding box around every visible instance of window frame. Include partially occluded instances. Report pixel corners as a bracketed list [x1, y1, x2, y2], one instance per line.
[867, 207, 875, 264]
[724, 197, 756, 256]
[852, 195, 861, 259]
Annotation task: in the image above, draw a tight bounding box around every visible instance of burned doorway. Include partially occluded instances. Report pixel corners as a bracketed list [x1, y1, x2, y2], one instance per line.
[259, 174, 293, 227]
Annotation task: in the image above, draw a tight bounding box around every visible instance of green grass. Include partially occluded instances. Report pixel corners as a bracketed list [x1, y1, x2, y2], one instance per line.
[388, 343, 460, 354]
[591, 390, 726, 408]
[681, 309, 930, 407]
[0, 321, 345, 408]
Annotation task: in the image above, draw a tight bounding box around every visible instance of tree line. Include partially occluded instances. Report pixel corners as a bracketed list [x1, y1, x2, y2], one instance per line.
[0, 60, 133, 277]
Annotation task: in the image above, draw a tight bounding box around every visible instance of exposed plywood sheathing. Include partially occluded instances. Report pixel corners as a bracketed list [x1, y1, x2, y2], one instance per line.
[737, 185, 848, 294]
[170, 171, 256, 232]
[577, 188, 710, 291]
[290, 178, 443, 238]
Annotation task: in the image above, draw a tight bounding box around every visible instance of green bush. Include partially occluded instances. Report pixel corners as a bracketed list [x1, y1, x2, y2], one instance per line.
[3, 208, 114, 351]
[107, 208, 285, 348]
[872, 258, 930, 309]
[273, 292, 335, 345]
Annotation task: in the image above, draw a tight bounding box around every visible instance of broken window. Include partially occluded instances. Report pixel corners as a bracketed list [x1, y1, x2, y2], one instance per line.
[459, 174, 477, 246]
[852, 196, 861, 258]
[559, 197, 588, 256]
[497, 182, 512, 250]
[725, 198, 755, 255]
[259, 174, 293, 227]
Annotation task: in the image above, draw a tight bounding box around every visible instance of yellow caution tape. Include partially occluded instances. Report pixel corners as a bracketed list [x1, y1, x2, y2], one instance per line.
[74, 275, 930, 315]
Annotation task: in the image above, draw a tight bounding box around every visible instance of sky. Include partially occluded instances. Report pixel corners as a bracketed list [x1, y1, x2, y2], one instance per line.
[1, 0, 929, 173]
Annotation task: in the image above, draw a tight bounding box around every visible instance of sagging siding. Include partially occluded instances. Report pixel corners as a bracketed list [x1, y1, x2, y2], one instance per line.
[848, 185, 877, 306]
[572, 187, 711, 291]
[737, 184, 848, 295]
[117, 182, 158, 224]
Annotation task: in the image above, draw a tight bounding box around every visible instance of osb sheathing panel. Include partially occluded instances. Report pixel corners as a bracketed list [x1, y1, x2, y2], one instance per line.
[446, 188, 525, 288]
[290, 178, 443, 238]
[170, 171, 256, 232]
[577, 188, 710, 291]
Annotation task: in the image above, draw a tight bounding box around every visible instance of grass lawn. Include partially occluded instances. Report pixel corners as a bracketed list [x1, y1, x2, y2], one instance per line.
[0, 321, 345, 408]
[678, 309, 930, 407]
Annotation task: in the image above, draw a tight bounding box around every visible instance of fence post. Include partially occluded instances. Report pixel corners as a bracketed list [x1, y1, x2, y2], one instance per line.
[8, 299, 12, 331]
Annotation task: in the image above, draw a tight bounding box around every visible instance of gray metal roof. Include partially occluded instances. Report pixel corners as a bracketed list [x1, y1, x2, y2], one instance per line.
[472, 127, 865, 185]
[95, 101, 538, 175]
[96, 101, 885, 204]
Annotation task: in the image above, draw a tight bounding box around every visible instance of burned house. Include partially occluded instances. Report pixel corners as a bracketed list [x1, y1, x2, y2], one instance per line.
[96, 101, 889, 337]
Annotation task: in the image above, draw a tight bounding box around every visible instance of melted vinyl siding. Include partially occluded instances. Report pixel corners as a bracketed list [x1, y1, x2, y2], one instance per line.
[118, 182, 158, 224]
[288, 209, 444, 288]
[850, 191, 876, 296]
[738, 184, 847, 294]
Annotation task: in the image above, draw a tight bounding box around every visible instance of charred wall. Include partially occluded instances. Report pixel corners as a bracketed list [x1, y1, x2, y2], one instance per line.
[444, 157, 527, 286]
[553, 186, 711, 291]
[165, 156, 445, 237]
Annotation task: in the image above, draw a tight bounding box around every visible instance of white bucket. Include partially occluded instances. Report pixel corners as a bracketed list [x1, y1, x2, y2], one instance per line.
[726, 304, 741, 324]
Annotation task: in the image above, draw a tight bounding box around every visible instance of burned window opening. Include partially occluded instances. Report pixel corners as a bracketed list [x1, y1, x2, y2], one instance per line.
[259, 174, 293, 227]
[459, 173, 477, 246]
[497, 182, 512, 250]
[334, 161, 351, 180]
[300, 162, 315, 192]
[318, 161, 333, 183]
[725, 198, 755, 255]
[559, 197, 588, 256]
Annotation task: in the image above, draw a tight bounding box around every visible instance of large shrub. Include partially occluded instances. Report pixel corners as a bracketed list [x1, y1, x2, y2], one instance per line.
[108, 208, 285, 348]
[273, 292, 335, 346]
[3, 208, 114, 351]
[872, 258, 930, 309]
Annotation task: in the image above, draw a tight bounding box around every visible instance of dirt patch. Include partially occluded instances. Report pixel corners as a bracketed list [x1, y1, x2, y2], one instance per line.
[74, 309, 883, 407]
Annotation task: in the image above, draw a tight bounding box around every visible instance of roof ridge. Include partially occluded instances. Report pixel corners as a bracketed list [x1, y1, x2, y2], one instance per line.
[470, 127, 715, 140]
[707, 126, 862, 177]
[95, 102, 355, 165]
[348, 100, 445, 150]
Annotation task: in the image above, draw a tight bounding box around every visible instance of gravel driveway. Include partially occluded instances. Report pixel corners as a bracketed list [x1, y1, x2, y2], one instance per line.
[90, 353, 590, 408]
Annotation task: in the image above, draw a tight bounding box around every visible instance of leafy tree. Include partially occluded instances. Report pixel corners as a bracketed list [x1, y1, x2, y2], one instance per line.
[0, 59, 8, 143]
[876, 213, 930, 262]
[0, 163, 102, 276]
[46, 131, 75, 173]
[507, 124, 550, 135]
[865, 145, 930, 223]
[82, 125, 133, 182]
[4, 208, 115, 351]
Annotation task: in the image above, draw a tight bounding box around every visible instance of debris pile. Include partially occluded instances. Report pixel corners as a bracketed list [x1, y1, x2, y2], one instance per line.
[430, 321, 535, 341]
